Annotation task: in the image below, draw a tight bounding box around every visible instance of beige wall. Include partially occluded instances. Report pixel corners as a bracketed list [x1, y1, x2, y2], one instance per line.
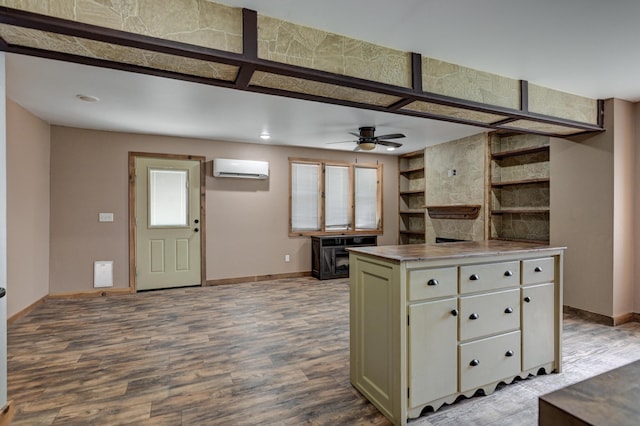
[425, 133, 486, 243]
[6, 99, 51, 317]
[612, 99, 635, 317]
[550, 99, 639, 318]
[49, 126, 398, 294]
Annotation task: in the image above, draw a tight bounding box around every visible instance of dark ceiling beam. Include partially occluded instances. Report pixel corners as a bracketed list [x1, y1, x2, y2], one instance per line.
[0, 6, 605, 138]
[234, 9, 258, 89]
[520, 80, 529, 113]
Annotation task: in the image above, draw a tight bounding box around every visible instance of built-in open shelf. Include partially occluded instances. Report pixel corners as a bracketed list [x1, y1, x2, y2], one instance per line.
[400, 189, 425, 195]
[400, 210, 425, 215]
[491, 178, 550, 187]
[493, 237, 549, 244]
[491, 208, 550, 215]
[400, 229, 426, 235]
[491, 145, 550, 160]
[425, 205, 481, 220]
[399, 166, 425, 175]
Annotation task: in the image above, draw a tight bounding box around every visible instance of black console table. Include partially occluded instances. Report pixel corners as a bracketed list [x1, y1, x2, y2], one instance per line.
[311, 235, 377, 280]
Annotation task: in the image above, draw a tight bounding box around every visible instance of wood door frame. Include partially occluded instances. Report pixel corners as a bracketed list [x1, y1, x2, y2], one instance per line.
[128, 152, 207, 292]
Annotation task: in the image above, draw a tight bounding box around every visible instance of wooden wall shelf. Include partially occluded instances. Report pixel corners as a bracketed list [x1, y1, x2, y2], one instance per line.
[425, 205, 481, 220]
[491, 178, 550, 187]
[491, 145, 550, 159]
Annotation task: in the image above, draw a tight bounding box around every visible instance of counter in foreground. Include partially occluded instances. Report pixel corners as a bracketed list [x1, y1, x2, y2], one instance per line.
[349, 240, 565, 426]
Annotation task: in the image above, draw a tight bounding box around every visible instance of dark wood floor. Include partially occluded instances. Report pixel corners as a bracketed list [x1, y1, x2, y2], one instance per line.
[7, 277, 640, 425]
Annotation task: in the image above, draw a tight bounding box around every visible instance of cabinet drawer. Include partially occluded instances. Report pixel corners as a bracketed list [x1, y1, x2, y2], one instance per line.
[522, 257, 554, 285]
[459, 331, 521, 392]
[459, 289, 520, 341]
[408, 267, 457, 301]
[460, 261, 520, 294]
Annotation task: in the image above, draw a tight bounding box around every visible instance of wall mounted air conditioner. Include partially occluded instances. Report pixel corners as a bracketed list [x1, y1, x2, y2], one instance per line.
[213, 158, 269, 179]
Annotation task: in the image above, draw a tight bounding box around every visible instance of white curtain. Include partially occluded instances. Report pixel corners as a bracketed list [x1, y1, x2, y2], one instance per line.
[291, 163, 320, 231]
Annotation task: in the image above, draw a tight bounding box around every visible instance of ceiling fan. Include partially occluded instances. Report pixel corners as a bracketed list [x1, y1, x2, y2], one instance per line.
[332, 126, 405, 151]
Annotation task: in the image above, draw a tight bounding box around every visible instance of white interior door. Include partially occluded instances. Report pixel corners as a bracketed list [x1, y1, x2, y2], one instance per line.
[135, 157, 202, 290]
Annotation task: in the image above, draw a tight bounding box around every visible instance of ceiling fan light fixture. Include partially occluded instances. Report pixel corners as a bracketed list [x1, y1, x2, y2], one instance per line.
[358, 142, 376, 150]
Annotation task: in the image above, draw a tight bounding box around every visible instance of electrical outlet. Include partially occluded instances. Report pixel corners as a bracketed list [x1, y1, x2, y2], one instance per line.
[448, 169, 457, 177]
[285, 254, 290, 263]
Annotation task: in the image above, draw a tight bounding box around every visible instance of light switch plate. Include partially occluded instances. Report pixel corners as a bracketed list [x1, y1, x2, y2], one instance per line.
[99, 212, 114, 222]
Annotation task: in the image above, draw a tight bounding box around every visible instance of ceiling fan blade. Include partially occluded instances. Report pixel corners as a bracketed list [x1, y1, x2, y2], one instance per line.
[375, 133, 405, 140]
[348, 132, 362, 138]
[377, 140, 403, 148]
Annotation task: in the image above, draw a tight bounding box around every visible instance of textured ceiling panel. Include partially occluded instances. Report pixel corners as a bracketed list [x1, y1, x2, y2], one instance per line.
[0, 0, 243, 53]
[499, 119, 585, 135]
[0, 24, 239, 81]
[422, 57, 520, 110]
[528, 83, 598, 125]
[401, 100, 506, 124]
[250, 70, 402, 107]
[257, 15, 412, 88]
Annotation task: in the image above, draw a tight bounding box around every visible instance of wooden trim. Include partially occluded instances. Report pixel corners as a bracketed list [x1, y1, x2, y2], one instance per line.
[7, 295, 46, 326]
[491, 178, 550, 187]
[128, 152, 207, 292]
[563, 305, 614, 326]
[0, 401, 14, 426]
[48, 288, 133, 299]
[206, 271, 312, 286]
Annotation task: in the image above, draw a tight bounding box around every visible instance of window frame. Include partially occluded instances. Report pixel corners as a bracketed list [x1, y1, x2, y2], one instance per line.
[289, 157, 383, 237]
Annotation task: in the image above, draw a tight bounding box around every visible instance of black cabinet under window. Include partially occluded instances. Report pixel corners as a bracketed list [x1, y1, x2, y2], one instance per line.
[311, 235, 378, 280]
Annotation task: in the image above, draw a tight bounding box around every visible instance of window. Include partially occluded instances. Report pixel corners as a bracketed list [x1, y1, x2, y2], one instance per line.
[289, 158, 382, 236]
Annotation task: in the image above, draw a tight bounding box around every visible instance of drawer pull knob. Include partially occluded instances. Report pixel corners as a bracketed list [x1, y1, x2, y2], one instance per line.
[427, 279, 439, 286]
[469, 359, 480, 367]
[451, 309, 459, 317]
[469, 313, 480, 320]
[505, 350, 514, 357]
[469, 274, 480, 281]
[504, 307, 514, 314]
[504, 270, 513, 277]
[534, 266, 543, 272]
[524, 296, 532, 303]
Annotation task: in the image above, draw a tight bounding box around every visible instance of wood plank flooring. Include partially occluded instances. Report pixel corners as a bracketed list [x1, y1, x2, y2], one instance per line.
[7, 277, 640, 425]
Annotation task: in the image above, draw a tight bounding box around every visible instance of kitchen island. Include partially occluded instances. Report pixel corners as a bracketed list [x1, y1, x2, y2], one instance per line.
[348, 240, 565, 426]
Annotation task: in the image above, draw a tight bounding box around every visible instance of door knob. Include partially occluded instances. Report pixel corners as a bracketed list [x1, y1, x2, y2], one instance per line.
[451, 309, 459, 316]
[469, 359, 480, 367]
[504, 307, 514, 314]
[0, 287, 5, 299]
[505, 350, 514, 357]
[194, 228, 199, 232]
[524, 296, 531, 303]
[194, 219, 199, 224]
[469, 313, 480, 320]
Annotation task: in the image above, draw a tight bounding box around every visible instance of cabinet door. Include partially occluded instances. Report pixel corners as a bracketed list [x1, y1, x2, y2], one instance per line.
[522, 283, 555, 371]
[408, 298, 458, 408]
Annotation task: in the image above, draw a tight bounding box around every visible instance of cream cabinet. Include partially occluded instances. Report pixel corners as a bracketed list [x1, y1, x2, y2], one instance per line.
[349, 241, 564, 426]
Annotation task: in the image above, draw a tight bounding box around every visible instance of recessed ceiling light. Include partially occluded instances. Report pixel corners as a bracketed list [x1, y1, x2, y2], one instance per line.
[259, 133, 271, 140]
[76, 94, 100, 102]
